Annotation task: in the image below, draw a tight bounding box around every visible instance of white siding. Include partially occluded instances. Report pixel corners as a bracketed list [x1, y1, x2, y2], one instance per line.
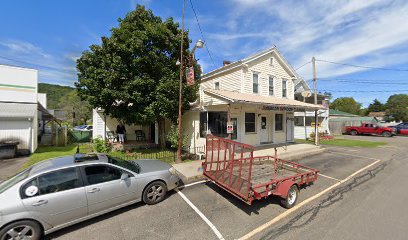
[0, 65, 38, 103]
[92, 109, 105, 139]
[0, 120, 32, 152]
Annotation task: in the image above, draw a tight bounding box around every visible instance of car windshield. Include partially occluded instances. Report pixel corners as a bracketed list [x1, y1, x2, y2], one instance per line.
[0, 167, 32, 194]
[108, 157, 140, 173]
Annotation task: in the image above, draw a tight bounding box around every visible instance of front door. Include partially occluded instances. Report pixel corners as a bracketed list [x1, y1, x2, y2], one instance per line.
[286, 114, 294, 142]
[260, 116, 269, 143]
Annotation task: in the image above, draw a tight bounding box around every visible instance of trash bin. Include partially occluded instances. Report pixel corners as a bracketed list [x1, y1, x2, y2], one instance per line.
[0, 141, 19, 159]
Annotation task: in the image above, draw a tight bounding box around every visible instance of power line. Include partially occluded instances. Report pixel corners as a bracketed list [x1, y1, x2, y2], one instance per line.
[188, 0, 216, 68]
[295, 60, 311, 70]
[0, 55, 75, 73]
[316, 59, 408, 72]
[317, 79, 408, 85]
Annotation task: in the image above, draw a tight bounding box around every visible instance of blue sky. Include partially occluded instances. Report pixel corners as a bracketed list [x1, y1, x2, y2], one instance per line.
[1, 0, 408, 107]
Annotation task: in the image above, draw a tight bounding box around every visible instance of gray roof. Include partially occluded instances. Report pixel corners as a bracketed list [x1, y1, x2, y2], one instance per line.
[0, 102, 37, 118]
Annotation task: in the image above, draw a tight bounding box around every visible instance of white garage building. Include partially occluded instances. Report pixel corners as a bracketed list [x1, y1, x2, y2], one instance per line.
[0, 64, 47, 154]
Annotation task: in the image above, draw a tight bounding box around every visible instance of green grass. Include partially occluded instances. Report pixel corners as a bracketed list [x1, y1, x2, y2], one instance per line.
[295, 138, 387, 148]
[23, 144, 93, 169]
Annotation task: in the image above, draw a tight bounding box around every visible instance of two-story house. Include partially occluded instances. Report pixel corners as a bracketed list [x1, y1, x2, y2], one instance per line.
[182, 47, 323, 150]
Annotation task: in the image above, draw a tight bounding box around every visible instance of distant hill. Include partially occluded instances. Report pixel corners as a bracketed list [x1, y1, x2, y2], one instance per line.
[38, 83, 74, 109]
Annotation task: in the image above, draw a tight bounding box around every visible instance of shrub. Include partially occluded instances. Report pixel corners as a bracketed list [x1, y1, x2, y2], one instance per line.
[93, 137, 112, 153]
[166, 125, 189, 149]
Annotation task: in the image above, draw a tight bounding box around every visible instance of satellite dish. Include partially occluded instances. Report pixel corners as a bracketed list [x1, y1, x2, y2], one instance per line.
[301, 91, 312, 98]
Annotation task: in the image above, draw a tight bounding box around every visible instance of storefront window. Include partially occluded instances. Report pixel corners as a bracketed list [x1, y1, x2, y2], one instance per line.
[200, 111, 228, 138]
[294, 116, 304, 126]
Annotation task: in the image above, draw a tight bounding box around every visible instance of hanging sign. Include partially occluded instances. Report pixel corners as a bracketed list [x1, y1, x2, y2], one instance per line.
[186, 66, 195, 86]
[227, 123, 234, 134]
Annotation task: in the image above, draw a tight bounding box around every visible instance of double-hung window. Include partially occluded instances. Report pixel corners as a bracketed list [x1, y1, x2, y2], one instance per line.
[253, 73, 259, 94]
[282, 79, 287, 98]
[269, 76, 274, 96]
[245, 113, 256, 133]
[214, 82, 220, 90]
[275, 114, 283, 131]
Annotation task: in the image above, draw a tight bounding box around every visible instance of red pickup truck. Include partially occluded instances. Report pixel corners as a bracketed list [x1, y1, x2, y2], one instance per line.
[345, 122, 395, 137]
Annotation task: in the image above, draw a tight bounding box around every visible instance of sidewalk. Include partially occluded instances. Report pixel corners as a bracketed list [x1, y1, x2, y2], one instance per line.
[173, 143, 325, 184]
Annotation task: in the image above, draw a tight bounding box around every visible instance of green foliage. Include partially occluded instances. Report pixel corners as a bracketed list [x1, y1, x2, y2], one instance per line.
[330, 97, 362, 115]
[38, 83, 74, 109]
[93, 137, 112, 153]
[166, 125, 189, 149]
[58, 90, 93, 125]
[385, 94, 408, 121]
[76, 5, 200, 126]
[23, 144, 93, 169]
[366, 99, 385, 114]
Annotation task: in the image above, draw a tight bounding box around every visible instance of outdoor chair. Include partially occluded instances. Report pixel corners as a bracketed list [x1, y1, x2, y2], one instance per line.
[135, 130, 146, 142]
[106, 131, 117, 142]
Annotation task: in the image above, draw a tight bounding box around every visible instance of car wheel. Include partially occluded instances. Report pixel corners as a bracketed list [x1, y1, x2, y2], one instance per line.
[350, 130, 358, 136]
[0, 220, 42, 240]
[280, 185, 299, 209]
[143, 181, 168, 205]
[382, 131, 392, 137]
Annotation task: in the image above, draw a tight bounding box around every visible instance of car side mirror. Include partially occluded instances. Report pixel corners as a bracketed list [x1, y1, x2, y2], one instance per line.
[120, 173, 130, 180]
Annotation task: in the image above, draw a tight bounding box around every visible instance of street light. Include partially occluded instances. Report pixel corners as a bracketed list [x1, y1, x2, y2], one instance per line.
[176, 39, 205, 163]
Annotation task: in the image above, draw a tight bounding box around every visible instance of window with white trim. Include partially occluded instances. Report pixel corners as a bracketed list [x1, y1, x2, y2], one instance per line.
[269, 57, 274, 66]
[282, 79, 287, 98]
[245, 113, 256, 133]
[253, 73, 259, 94]
[269, 76, 274, 96]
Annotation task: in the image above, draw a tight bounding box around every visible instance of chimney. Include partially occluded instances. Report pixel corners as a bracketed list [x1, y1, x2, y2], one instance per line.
[223, 60, 231, 66]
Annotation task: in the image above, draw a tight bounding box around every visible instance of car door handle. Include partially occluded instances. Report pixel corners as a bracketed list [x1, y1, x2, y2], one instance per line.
[32, 200, 48, 206]
[88, 188, 100, 193]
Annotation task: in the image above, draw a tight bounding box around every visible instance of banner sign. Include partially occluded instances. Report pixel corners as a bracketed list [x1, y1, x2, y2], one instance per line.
[262, 105, 303, 112]
[186, 67, 195, 86]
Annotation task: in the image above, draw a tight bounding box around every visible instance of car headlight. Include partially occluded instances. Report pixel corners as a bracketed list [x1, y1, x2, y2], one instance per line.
[169, 167, 177, 175]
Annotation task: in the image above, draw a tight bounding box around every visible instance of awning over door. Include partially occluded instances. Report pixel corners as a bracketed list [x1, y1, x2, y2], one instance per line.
[204, 89, 325, 111]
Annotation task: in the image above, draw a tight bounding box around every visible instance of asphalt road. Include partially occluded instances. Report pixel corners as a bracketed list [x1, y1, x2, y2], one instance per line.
[46, 135, 408, 240]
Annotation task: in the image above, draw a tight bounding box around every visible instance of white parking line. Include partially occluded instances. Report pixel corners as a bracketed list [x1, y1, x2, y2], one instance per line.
[239, 159, 381, 240]
[181, 180, 209, 188]
[318, 173, 341, 182]
[176, 189, 225, 240]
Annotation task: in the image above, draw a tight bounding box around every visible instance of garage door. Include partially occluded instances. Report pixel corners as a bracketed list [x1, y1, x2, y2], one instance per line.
[0, 120, 32, 152]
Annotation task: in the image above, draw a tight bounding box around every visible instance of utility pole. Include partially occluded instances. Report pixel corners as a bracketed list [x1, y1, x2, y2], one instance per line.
[312, 57, 319, 145]
[176, 0, 186, 164]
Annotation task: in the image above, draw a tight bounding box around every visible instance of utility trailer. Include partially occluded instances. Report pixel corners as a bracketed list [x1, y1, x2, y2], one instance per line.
[203, 135, 319, 208]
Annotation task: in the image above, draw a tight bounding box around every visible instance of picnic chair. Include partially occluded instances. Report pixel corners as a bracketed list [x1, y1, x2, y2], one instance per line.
[106, 131, 117, 142]
[135, 130, 146, 142]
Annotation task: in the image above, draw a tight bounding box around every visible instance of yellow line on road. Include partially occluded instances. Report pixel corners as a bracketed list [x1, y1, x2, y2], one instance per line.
[239, 159, 381, 240]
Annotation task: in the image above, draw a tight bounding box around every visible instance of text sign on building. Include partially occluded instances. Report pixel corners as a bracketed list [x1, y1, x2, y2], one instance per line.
[262, 105, 301, 112]
[227, 123, 234, 134]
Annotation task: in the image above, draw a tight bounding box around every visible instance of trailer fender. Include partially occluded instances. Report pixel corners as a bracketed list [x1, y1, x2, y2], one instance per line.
[275, 180, 297, 198]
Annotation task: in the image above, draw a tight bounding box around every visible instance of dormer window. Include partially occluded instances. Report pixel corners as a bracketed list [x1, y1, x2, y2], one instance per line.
[214, 82, 220, 90]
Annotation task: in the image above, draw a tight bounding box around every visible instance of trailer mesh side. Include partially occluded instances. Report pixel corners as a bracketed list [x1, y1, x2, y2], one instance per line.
[203, 135, 255, 201]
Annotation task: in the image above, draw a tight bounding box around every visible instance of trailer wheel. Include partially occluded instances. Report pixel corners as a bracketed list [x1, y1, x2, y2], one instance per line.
[350, 130, 358, 136]
[280, 185, 299, 209]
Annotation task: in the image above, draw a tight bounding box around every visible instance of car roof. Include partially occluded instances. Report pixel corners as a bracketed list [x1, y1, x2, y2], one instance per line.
[29, 154, 109, 176]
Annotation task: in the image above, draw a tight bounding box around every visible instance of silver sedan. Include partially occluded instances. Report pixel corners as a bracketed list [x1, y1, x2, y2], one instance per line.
[0, 154, 180, 240]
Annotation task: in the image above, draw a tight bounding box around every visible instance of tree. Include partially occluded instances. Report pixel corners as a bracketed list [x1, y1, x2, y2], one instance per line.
[58, 90, 93, 126]
[385, 94, 408, 122]
[330, 97, 362, 115]
[367, 99, 385, 113]
[75, 5, 200, 146]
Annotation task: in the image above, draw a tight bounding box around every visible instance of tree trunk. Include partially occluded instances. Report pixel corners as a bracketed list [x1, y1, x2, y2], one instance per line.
[158, 118, 166, 148]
